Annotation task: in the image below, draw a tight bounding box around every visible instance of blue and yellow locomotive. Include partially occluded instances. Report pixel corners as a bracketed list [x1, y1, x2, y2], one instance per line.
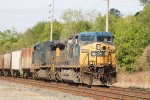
[32, 31, 117, 85]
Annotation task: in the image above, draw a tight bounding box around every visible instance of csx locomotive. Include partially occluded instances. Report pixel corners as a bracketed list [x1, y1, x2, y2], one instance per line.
[0, 31, 117, 86]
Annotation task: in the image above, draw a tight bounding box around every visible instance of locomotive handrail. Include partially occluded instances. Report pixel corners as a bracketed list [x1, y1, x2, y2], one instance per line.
[50, 56, 55, 74]
[80, 53, 89, 74]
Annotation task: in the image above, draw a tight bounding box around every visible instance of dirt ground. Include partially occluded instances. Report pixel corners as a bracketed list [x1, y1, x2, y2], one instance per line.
[0, 80, 93, 100]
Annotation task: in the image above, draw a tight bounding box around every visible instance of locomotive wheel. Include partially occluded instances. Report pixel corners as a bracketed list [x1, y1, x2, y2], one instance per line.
[47, 72, 52, 80]
[0, 71, 2, 76]
[23, 72, 28, 78]
[107, 74, 112, 85]
[32, 72, 38, 80]
[87, 74, 93, 88]
[5, 71, 8, 77]
[3, 71, 6, 76]
[9, 72, 12, 77]
[13, 72, 17, 78]
[55, 72, 61, 81]
[100, 75, 108, 85]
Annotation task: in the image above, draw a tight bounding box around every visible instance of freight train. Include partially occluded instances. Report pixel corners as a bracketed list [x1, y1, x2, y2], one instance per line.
[0, 31, 117, 86]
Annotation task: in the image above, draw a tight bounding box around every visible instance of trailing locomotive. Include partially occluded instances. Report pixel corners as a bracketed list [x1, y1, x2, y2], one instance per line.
[0, 31, 117, 86]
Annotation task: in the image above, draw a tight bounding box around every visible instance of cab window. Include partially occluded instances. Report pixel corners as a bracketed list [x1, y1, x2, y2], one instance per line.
[97, 36, 112, 42]
[81, 36, 95, 41]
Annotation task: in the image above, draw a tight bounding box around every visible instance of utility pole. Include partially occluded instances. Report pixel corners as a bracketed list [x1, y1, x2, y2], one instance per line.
[49, 0, 54, 41]
[105, 0, 109, 32]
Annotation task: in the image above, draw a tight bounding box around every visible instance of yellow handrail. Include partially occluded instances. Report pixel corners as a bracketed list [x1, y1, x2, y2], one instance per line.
[81, 53, 89, 74]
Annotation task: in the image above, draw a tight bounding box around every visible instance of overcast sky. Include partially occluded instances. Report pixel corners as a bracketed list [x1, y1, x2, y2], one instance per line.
[0, 0, 143, 32]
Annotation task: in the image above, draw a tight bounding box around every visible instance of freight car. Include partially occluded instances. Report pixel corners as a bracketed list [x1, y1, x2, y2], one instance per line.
[11, 51, 22, 77]
[3, 53, 11, 76]
[32, 31, 117, 85]
[20, 48, 34, 78]
[0, 55, 4, 75]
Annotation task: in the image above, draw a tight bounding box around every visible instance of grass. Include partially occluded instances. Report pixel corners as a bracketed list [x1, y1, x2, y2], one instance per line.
[113, 72, 150, 90]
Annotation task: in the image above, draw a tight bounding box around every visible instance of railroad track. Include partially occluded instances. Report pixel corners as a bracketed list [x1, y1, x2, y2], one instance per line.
[0, 76, 150, 100]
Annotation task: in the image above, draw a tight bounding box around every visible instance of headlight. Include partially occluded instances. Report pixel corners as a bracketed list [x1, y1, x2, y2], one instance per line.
[90, 61, 93, 65]
[108, 62, 111, 64]
[96, 44, 101, 50]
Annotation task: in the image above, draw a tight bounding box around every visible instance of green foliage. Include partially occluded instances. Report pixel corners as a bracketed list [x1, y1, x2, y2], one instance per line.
[0, 28, 20, 53]
[110, 8, 122, 17]
[114, 17, 144, 72]
[60, 21, 92, 39]
[60, 9, 94, 39]
[92, 13, 105, 32]
[16, 20, 63, 49]
[114, 3, 150, 72]
[140, 0, 150, 5]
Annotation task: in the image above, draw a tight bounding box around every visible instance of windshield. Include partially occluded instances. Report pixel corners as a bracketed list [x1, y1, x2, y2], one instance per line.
[81, 36, 95, 41]
[97, 36, 112, 42]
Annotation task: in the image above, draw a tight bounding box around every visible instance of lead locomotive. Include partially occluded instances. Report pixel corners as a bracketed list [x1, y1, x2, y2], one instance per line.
[32, 31, 117, 85]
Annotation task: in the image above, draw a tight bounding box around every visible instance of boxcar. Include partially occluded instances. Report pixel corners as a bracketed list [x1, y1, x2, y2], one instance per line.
[20, 48, 34, 78]
[11, 50, 22, 77]
[0, 55, 4, 75]
[3, 53, 11, 76]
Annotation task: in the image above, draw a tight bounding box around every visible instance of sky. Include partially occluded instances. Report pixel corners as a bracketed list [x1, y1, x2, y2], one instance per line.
[0, 0, 144, 32]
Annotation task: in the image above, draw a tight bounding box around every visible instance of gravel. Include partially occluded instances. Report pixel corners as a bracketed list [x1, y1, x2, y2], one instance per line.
[0, 80, 94, 100]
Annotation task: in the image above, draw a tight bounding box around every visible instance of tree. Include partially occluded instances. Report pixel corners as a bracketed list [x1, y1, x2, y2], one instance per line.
[110, 8, 122, 17]
[113, 16, 145, 72]
[140, 0, 150, 5]
[136, 3, 150, 46]
[61, 9, 98, 23]
[92, 8, 122, 33]
[61, 9, 84, 22]
[60, 9, 93, 39]
[92, 13, 106, 32]
[0, 28, 20, 53]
